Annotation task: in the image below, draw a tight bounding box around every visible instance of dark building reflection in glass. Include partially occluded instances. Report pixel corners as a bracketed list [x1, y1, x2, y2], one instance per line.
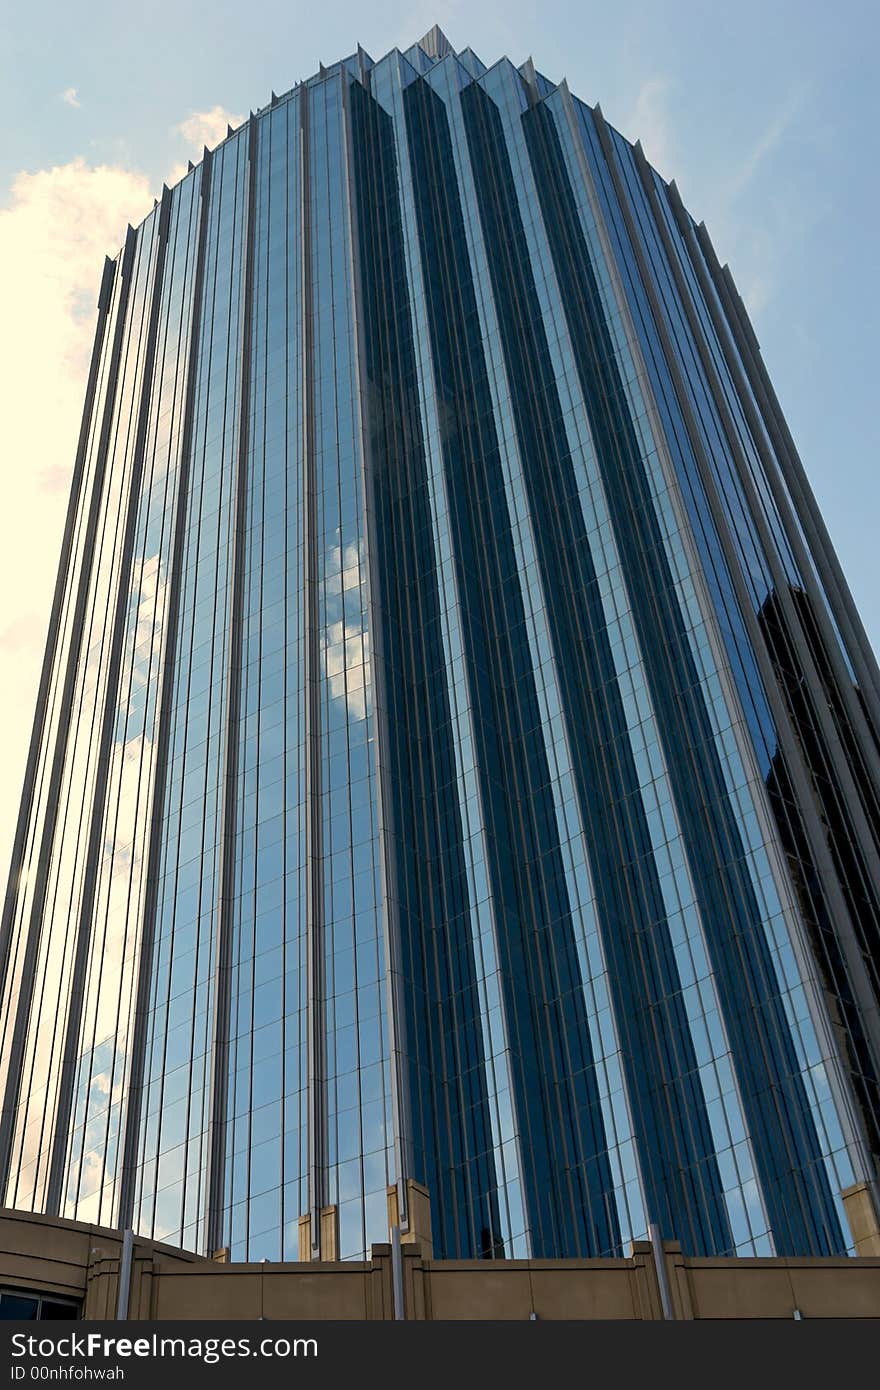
[3, 27, 880, 1263]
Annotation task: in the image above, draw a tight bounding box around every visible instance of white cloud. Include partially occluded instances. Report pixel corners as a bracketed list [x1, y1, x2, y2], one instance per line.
[322, 540, 372, 722]
[0, 158, 154, 879]
[176, 105, 243, 151]
[323, 620, 372, 723]
[625, 76, 804, 327]
[0, 93, 254, 885]
[743, 273, 773, 318]
[165, 105, 243, 188]
[0, 95, 247, 884]
[704, 88, 806, 320]
[627, 76, 675, 178]
[724, 90, 803, 205]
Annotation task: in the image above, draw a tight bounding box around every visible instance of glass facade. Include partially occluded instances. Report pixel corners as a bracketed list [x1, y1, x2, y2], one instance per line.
[3, 27, 880, 1263]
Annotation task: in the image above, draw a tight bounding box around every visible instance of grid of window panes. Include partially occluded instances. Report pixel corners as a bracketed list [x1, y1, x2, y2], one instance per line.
[2, 30, 878, 1264]
[0, 1289, 79, 1320]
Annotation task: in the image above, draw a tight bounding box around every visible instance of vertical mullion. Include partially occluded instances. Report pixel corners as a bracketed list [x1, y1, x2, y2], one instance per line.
[118, 154, 215, 1230]
[301, 84, 328, 1257]
[0, 255, 116, 1001]
[206, 115, 258, 1256]
[0, 228, 137, 1200]
[46, 189, 174, 1213]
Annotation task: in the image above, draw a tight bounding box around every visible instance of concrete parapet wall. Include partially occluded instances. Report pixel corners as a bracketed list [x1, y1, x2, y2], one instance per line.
[0, 1209, 877, 1320]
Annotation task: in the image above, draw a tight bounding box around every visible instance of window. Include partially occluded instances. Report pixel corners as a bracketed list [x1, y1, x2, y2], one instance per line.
[0, 1289, 79, 1320]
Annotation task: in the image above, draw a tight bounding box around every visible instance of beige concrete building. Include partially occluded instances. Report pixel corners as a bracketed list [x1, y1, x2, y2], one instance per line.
[1, 1203, 878, 1322]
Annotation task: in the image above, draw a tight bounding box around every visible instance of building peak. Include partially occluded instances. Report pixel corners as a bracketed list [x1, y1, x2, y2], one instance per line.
[418, 24, 453, 58]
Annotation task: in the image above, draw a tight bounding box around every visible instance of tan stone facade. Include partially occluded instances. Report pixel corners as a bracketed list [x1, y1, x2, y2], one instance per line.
[1, 1207, 878, 1320]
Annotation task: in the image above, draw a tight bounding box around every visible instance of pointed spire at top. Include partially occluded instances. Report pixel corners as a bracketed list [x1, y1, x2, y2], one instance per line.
[418, 24, 453, 59]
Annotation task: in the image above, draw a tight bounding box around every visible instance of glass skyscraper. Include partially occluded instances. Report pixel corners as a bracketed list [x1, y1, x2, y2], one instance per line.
[3, 26, 879, 1267]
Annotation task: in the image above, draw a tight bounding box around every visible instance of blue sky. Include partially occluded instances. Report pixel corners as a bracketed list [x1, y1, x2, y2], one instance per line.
[0, 0, 877, 864]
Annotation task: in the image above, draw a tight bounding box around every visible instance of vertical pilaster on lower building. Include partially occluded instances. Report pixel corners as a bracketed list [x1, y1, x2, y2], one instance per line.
[298, 1213, 312, 1263]
[842, 1182, 880, 1256]
[662, 1241, 695, 1319]
[297, 1205, 340, 1261]
[319, 1206, 340, 1261]
[628, 1240, 666, 1320]
[387, 1180, 433, 1258]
